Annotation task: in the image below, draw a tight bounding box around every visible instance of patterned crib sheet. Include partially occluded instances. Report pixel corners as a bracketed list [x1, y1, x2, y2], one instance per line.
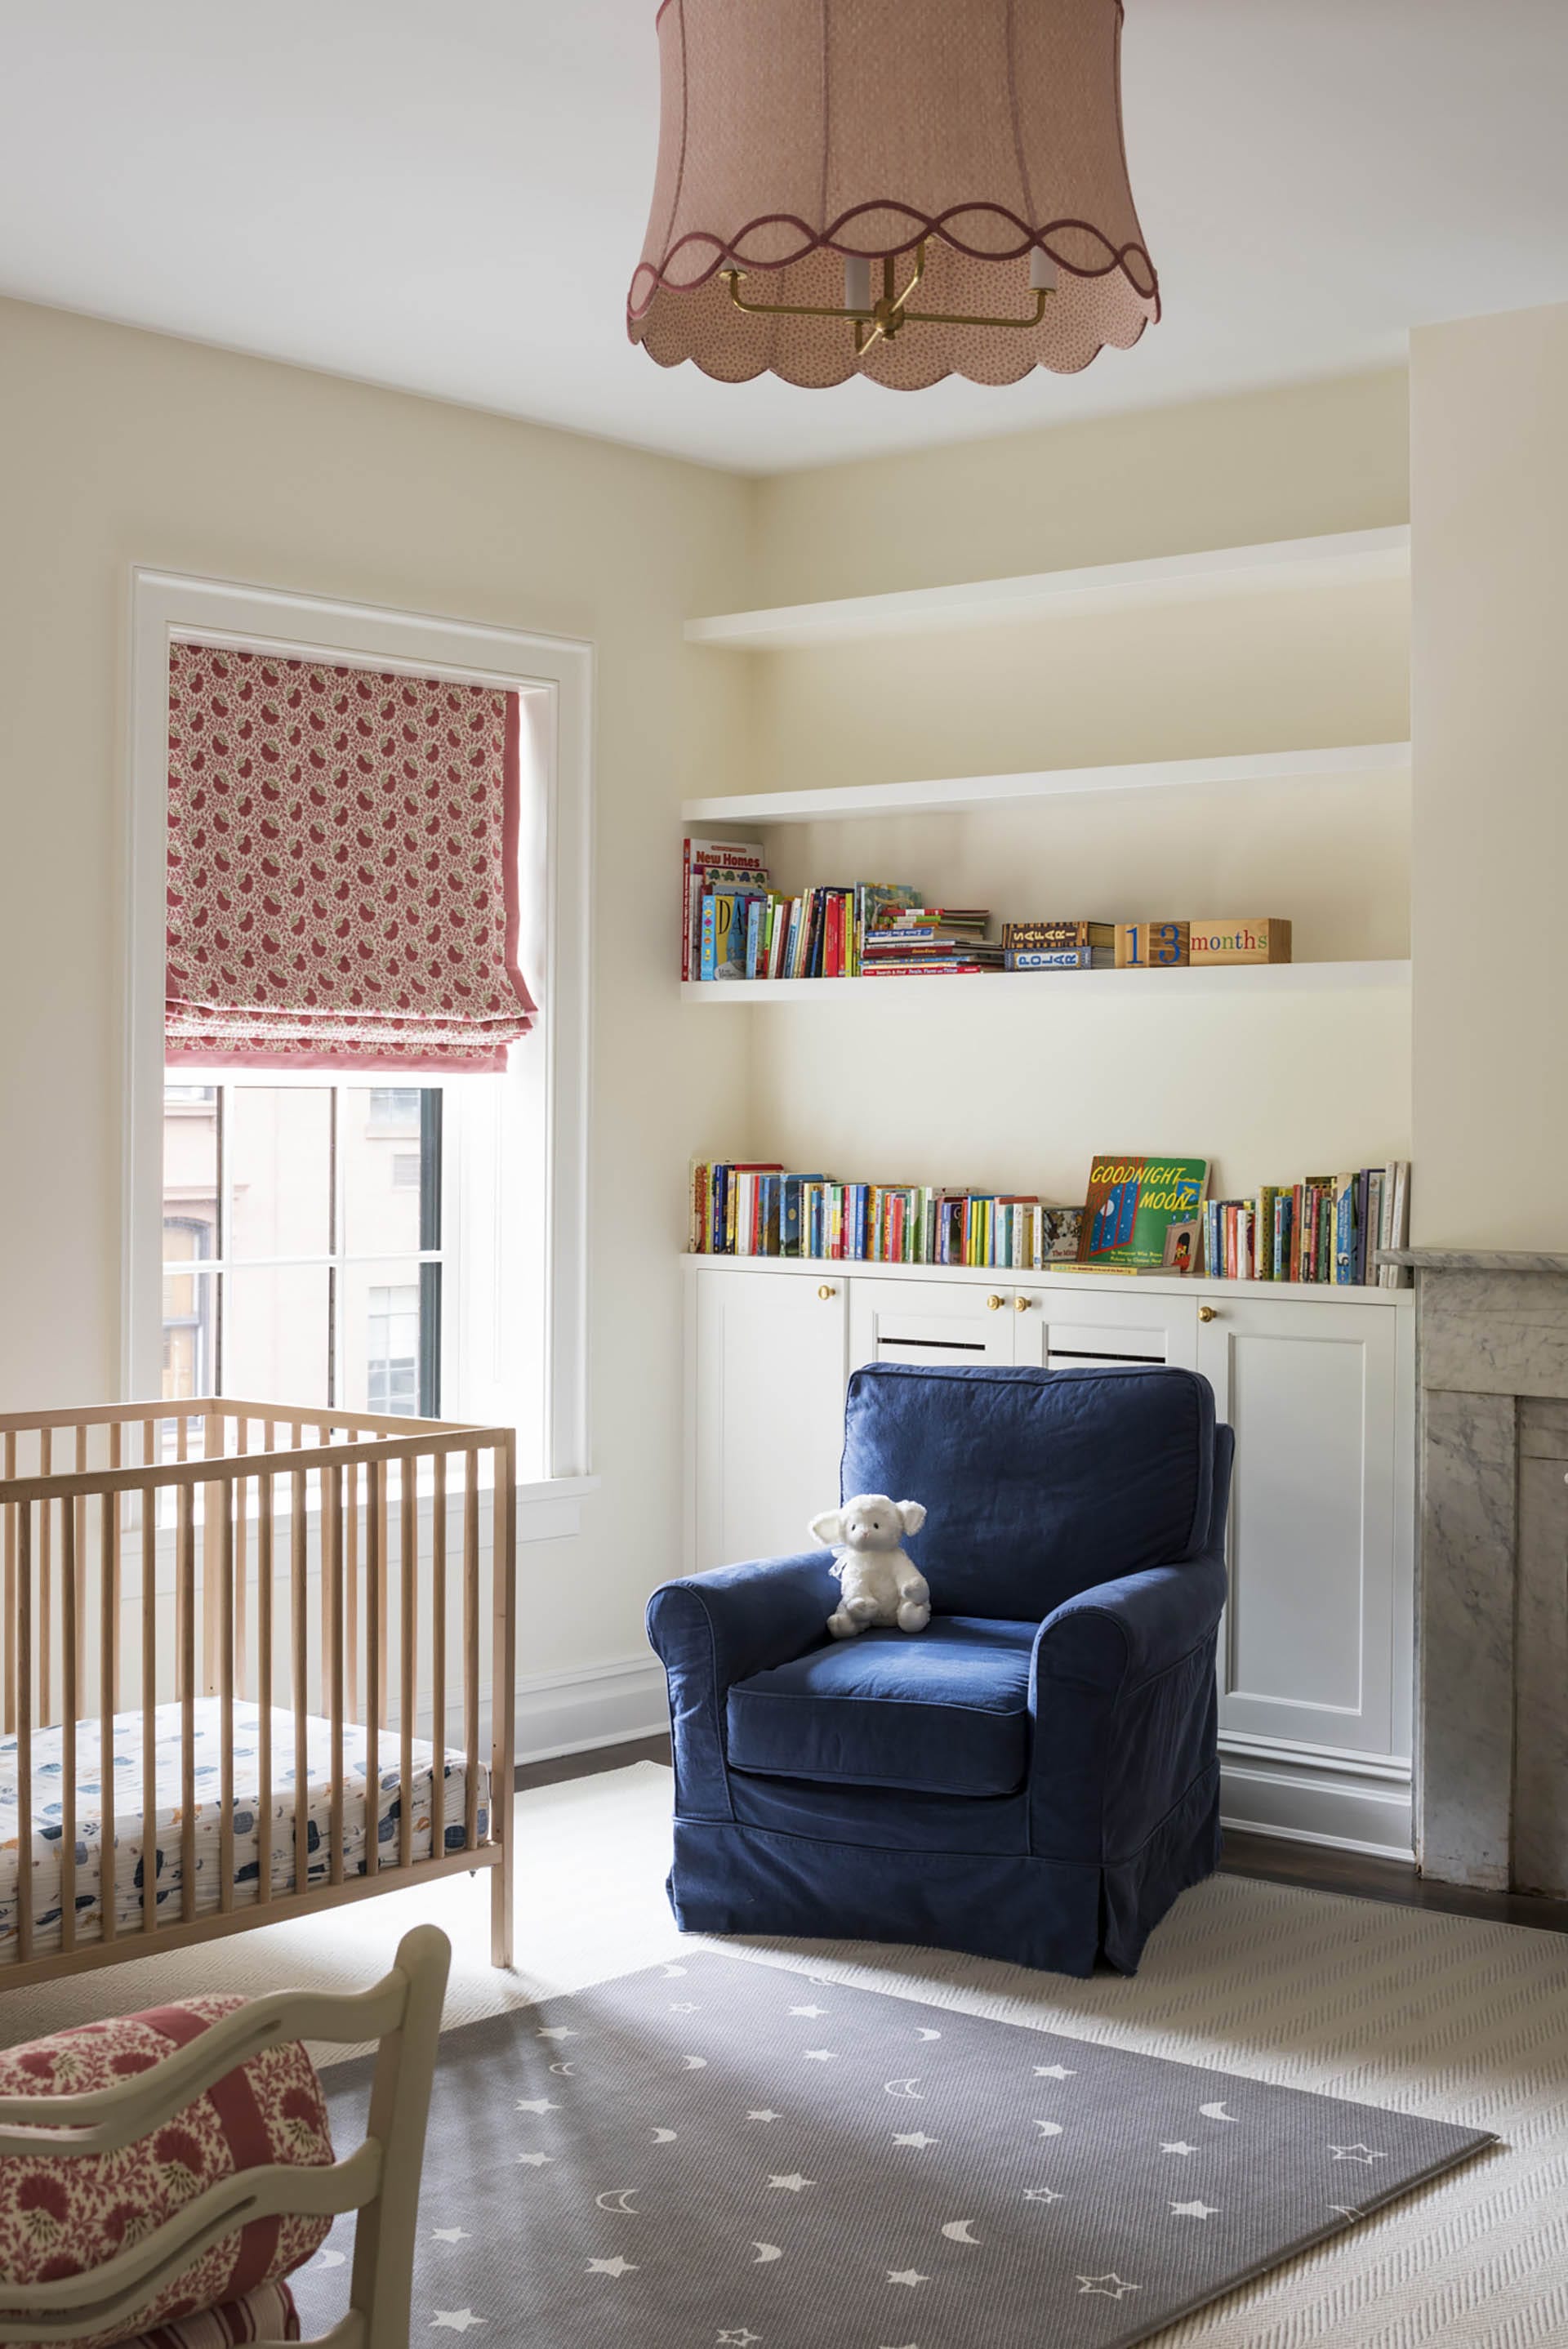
[0, 1700, 492, 1960]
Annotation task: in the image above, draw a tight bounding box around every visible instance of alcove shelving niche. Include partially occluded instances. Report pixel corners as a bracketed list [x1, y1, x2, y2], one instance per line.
[679, 525, 1413, 1008]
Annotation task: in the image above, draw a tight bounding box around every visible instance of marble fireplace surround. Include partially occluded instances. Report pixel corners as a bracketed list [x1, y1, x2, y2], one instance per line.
[1388, 1249, 1568, 1894]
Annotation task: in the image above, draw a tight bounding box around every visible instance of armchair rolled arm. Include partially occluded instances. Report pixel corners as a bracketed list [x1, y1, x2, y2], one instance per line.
[1031, 1552, 1228, 1702]
[647, 1551, 839, 1821]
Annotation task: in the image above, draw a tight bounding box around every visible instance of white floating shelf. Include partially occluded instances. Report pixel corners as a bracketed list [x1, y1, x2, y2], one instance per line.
[682, 741, 1411, 827]
[684, 526, 1410, 652]
[680, 961, 1410, 1004]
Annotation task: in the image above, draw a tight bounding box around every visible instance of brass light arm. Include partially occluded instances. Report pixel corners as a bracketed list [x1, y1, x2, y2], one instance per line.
[723, 237, 1054, 351]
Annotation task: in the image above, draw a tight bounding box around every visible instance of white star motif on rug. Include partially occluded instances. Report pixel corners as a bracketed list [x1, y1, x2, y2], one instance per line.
[747, 2111, 782, 2123]
[514, 2098, 559, 2115]
[887, 2270, 929, 2287]
[892, 2132, 938, 2149]
[670, 2002, 702, 2013]
[789, 2004, 830, 2017]
[515, 2152, 555, 2168]
[1022, 2188, 1062, 2204]
[1170, 2200, 1220, 2220]
[586, 2256, 639, 2278]
[431, 2311, 487, 2333]
[1032, 2120, 1063, 2137]
[716, 2332, 762, 2346]
[662, 1963, 687, 1977]
[768, 2174, 815, 2192]
[802, 2048, 838, 2062]
[430, 2227, 472, 2244]
[1161, 2142, 1198, 2156]
[1077, 2274, 1141, 2301]
[1330, 2144, 1387, 2164]
[536, 2027, 577, 2041]
[1033, 2065, 1076, 2079]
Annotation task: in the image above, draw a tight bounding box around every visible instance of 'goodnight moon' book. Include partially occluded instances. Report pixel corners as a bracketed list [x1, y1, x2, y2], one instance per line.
[1077, 1156, 1209, 1274]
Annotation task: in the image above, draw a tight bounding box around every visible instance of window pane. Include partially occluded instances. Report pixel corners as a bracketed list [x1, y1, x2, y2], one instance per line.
[229, 1088, 332, 1260]
[163, 1085, 219, 1264]
[343, 1087, 438, 1258]
[225, 1265, 331, 1406]
[162, 1264, 216, 1402]
[341, 1261, 426, 1417]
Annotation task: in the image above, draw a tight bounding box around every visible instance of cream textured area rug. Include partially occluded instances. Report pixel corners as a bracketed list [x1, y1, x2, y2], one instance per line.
[5, 1761, 1568, 2344]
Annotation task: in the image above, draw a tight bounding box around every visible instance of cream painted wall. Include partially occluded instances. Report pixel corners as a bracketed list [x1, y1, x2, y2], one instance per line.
[1410, 302, 1568, 1249]
[0, 294, 752, 1683]
[730, 372, 1414, 1204]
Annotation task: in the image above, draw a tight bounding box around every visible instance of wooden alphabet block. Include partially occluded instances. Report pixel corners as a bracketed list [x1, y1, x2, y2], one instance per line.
[1187, 919, 1292, 965]
[1115, 920, 1190, 969]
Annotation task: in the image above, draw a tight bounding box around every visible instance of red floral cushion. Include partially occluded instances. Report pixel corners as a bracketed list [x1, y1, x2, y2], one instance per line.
[0, 1998, 332, 2349]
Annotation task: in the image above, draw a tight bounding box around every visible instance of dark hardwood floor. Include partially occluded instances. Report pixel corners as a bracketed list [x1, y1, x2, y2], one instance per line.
[517, 1738, 1568, 1937]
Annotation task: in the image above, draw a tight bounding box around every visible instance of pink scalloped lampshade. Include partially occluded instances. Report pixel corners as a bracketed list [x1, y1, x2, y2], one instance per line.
[627, 0, 1159, 390]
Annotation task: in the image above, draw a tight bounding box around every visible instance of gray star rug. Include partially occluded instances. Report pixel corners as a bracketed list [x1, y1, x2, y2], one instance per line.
[290, 1947, 1494, 2347]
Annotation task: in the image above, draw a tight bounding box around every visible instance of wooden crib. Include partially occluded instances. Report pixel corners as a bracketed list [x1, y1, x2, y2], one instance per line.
[0, 1401, 515, 1991]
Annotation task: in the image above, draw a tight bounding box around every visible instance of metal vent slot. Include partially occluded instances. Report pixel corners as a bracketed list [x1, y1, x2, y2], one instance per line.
[1047, 1344, 1166, 1366]
[876, 1336, 988, 1354]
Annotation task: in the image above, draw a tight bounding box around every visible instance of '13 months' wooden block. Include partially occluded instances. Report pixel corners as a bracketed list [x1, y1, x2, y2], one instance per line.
[1116, 921, 1189, 969]
[1187, 919, 1292, 965]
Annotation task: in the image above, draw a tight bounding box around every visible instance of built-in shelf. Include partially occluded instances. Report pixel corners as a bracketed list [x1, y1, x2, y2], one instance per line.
[682, 741, 1411, 827]
[684, 525, 1410, 652]
[680, 960, 1410, 1005]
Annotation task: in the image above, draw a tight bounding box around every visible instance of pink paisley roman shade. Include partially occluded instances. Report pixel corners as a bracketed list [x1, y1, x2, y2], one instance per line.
[627, 0, 1157, 389]
[165, 644, 537, 1072]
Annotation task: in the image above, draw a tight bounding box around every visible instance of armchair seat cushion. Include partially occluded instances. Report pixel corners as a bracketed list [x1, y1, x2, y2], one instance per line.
[725, 1616, 1036, 1799]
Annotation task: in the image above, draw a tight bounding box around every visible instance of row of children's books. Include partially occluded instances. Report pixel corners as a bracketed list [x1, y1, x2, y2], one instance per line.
[689, 1161, 1084, 1268]
[682, 836, 1002, 979]
[1204, 1163, 1411, 1286]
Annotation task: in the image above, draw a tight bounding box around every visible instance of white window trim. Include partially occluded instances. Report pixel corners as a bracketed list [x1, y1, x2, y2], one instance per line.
[123, 568, 594, 1483]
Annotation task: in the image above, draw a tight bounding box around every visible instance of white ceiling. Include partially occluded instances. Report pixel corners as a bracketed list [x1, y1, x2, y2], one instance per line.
[3, 1, 1567, 476]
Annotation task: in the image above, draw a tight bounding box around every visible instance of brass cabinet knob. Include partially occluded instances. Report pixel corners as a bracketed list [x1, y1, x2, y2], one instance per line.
[987, 1294, 1004, 1311]
[1198, 1304, 1218, 1323]
[817, 1284, 836, 1301]
[1014, 1295, 1033, 1313]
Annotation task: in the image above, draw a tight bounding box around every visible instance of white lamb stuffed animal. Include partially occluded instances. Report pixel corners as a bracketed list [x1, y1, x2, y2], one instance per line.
[809, 1493, 931, 1638]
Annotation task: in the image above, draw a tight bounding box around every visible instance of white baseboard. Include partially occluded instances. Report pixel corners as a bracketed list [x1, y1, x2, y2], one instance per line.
[515, 1654, 666, 1765]
[1220, 1753, 1414, 1860]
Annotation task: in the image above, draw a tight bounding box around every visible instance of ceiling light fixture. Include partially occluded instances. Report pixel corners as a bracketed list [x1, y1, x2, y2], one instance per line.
[628, 0, 1158, 390]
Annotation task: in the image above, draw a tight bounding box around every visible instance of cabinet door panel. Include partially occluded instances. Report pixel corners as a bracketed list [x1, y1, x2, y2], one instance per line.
[849, 1278, 1014, 1372]
[1199, 1298, 1399, 1756]
[693, 1272, 848, 1573]
[1013, 1286, 1199, 1370]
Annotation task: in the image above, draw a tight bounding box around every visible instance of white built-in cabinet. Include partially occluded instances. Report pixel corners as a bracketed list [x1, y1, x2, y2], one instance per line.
[685, 1258, 1415, 1857]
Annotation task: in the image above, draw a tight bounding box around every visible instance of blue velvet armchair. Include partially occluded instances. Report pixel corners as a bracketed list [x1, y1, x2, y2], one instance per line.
[648, 1362, 1233, 1977]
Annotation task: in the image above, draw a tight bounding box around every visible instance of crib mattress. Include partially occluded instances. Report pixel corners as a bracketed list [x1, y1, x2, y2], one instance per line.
[0, 1700, 492, 1959]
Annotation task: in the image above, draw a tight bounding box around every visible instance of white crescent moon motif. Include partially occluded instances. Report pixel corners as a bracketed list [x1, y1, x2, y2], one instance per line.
[315, 2248, 346, 2270]
[662, 1963, 688, 1977]
[549, 2062, 577, 2077]
[915, 2027, 942, 2042]
[752, 2242, 783, 2264]
[595, 2189, 642, 2214]
[1200, 2102, 1239, 2122]
[1034, 2120, 1063, 2137]
[941, 2220, 980, 2245]
[682, 2055, 709, 2070]
[884, 2078, 924, 2099]
[651, 2128, 678, 2143]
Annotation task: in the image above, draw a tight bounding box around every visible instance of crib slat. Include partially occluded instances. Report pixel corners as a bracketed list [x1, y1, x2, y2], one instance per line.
[234, 1420, 249, 1705]
[430, 1450, 447, 1861]
[291, 1465, 309, 1898]
[328, 1462, 345, 1888]
[100, 1489, 117, 1946]
[218, 1478, 235, 1914]
[60, 1500, 78, 1952]
[464, 1451, 479, 1851]
[177, 1483, 198, 1924]
[16, 1504, 33, 1963]
[375, 1455, 390, 1762]
[346, 1449, 360, 1726]
[73, 1425, 88, 1712]
[256, 1469, 274, 1909]
[3, 1429, 15, 1738]
[141, 1469, 158, 1937]
[400, 1457, 416, 1871]
[365, 1462, 385, 1878]
[38, 1428, 51, 1729]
